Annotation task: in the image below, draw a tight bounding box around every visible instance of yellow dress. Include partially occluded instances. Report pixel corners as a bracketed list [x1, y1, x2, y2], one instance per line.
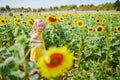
[30, 31, 45, 62]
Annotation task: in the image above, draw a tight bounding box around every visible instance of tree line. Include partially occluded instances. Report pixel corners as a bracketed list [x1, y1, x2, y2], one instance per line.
[0, 0, 120, 13]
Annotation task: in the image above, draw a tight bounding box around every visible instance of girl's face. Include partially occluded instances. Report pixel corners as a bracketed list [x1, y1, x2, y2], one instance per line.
[36, 22, 45, 32]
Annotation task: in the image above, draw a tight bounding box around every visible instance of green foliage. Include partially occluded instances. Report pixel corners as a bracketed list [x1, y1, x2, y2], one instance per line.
[43, 25, 80, 53]
[9, 12, 13, 17]
[0, 24, 15, 48]
[0, 19, 39, 79]
[0, 13, 120, 80]
[0, 35, 39, 80]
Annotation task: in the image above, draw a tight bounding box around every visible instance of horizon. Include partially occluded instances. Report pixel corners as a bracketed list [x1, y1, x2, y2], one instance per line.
[0, 0, 116, 8]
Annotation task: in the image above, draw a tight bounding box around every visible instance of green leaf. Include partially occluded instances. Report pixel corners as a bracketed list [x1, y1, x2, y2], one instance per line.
[10, 70, 25, 78]
[29, 74, 40, 80]
[26, 62, 37, 72]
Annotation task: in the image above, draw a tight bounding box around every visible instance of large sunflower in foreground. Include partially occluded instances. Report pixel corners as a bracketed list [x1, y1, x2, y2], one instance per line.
[36, 46, 74, 78]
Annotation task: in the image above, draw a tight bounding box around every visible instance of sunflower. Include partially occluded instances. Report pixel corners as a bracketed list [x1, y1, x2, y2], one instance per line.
[17, 19, 21, 23]
[59, 17, 64, 21]
[47, 16, 58, 25]
[102, 19, 106, 23]
[61, 14, 65, 17]
[116, 26, 120, 33]
[96, 15, 100, 19]
[88, 27, 94, 33]
[107, 34, 112, 39]
[27, 19, 34, 27]
[0, 19, 6, 24]
[96, 26, 104, 33]
[96, 19, 100, 24]
[74, 19, 77, 23]
[77, 20, 84, 27]
[114, 29, 117, 33]
[13, 16, 16, 18]
[67, 21, 72, 26]
[36, 46, 74, 78]
[44, 15, 47, 18]
[14, 18, 21, 25]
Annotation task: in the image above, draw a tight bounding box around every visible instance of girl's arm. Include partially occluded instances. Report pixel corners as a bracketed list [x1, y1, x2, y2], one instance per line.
[30, 34, 42, 43]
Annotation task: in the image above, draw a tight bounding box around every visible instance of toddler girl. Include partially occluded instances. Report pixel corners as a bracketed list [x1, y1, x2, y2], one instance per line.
[30, 18, 46, 62]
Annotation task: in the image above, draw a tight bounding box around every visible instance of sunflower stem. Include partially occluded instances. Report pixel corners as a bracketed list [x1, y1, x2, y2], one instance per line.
[77, 29, 83, 71]
[105, 37, 110, 77]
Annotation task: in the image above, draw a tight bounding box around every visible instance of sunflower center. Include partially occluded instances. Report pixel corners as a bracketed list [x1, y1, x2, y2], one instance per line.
[97, 27, 102, 31]
[78, 22, 82, 26]
[108, 34, 112, 37]
[103, 20, 106, 22]
[68, 22, 71, 25]
[17, 19, 20, 22]
[14, 16, 16, 18]
[60, 18, 63, 20]
[118, 27, 120, 31]
[89, 28, 93, 31]
[29, 21, 33, 25]
[2, 20, 5, 23]
[49, 17, 57, 22]
[46, 53, 64, 68]
[96, 20, 100, 22]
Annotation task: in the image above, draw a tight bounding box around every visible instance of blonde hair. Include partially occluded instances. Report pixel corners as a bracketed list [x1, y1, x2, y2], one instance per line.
[33, 18, 45, 30]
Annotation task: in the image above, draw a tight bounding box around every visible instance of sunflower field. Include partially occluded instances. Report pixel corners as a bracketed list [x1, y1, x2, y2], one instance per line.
[0, 11, 120, 80]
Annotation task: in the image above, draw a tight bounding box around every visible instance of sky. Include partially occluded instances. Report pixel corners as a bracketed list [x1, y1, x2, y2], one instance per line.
[0, 0, 116, 8]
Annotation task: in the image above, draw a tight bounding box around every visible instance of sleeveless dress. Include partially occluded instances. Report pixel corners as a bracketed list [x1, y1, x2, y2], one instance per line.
[30, 31, 45, 62]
